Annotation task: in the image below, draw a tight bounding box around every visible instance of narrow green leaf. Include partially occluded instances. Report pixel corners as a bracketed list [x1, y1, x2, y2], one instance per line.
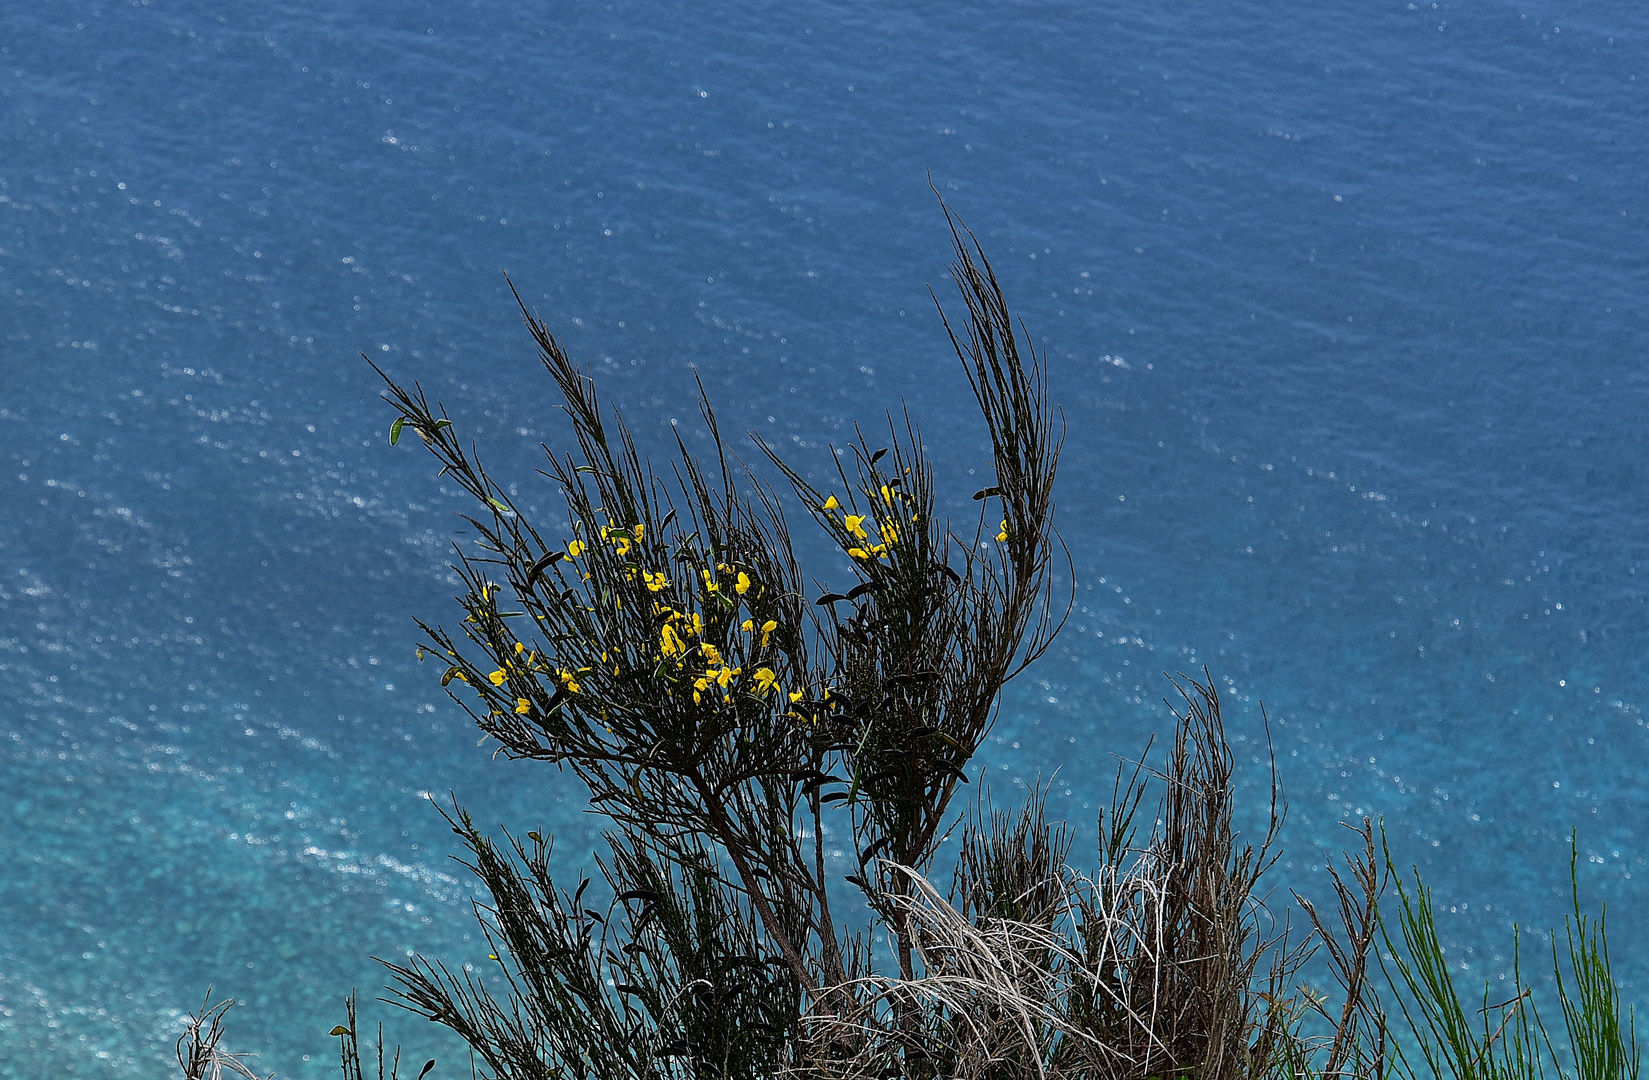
[389, 417, 405, 446]
[433, 419, 452, 430]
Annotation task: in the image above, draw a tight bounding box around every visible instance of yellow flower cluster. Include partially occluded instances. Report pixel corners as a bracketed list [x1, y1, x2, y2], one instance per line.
[521, 520, 793, 712]
[741, 617, 779, 647]
[822, 485, 918, 562]
[844, 512, 897, 560]
[484, 641, 588, 716]
[650, 566, 786, 705]
[692, 638, 741, 704]
[599, 522, 638, 557]
[559, 520, 648, 575]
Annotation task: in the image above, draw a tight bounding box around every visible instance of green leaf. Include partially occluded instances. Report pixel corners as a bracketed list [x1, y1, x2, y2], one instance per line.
[488, 497, 510, 513]
[329, 1025, 350, 1037]
[389, 417, 405, 446]
[433, 419, 452, 430]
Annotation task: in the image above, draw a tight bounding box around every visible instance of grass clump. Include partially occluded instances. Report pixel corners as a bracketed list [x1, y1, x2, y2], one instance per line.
[1383, 838, 1638, 1080]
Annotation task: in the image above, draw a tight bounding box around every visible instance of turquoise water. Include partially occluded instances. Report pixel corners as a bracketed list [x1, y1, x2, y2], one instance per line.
[2, 1, 1645, 1074]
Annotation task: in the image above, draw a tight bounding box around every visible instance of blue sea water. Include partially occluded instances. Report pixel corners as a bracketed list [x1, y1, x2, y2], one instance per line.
[1, 0, 1646, 1073]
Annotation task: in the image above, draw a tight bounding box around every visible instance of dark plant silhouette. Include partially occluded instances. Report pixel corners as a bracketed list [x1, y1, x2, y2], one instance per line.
[372, 204, 1062, 1078]
[359, 208, 1394, 1080]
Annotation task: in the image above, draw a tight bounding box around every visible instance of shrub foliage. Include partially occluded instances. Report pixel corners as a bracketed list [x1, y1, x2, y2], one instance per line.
[366, 213, 1388, 1080]
[322, 212, 1634, 1080]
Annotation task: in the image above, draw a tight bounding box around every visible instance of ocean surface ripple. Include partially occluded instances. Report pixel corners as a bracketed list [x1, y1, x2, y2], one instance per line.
[1, 1, 1645, 1073]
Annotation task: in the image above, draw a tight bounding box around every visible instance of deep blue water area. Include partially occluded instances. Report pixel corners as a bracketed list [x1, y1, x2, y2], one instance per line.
[2, 1, 1646, 1074]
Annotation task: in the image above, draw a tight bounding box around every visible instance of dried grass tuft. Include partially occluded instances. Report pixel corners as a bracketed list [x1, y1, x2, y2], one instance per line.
[176, 992, 270, 1080]
[787, 675, 1386, 1080]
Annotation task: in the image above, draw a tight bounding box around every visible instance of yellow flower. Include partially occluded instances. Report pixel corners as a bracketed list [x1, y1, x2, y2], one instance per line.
[753, 667, 777, 694]
[735, 571, 752, 595]
[699, 642, 723, 666]
[715, 665, 738, 690]
[760, 619, 778, 647]
[614, 537, 631, 556]
[881, 484, 894, 506]
[823, 495, 839, 511]
[789, 690, 804, 703]
[488, 670, 507, 686]
[701, 569, 719, 593]
[634, 523, 645, 540]
[689, 613, 704, 637]
[742, 618, 755, 632]
[844, 514, 868, 539]
[882, 522, 899, 544]
[555, 669, 581, 694]
[997, 519, 1009, 543]
[515, 698, 531, 715]
[848, 547, 870, 559]
[660, 624, 685, 658]
[514, 642, 526, 655]
[567, 539, 586, 558]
